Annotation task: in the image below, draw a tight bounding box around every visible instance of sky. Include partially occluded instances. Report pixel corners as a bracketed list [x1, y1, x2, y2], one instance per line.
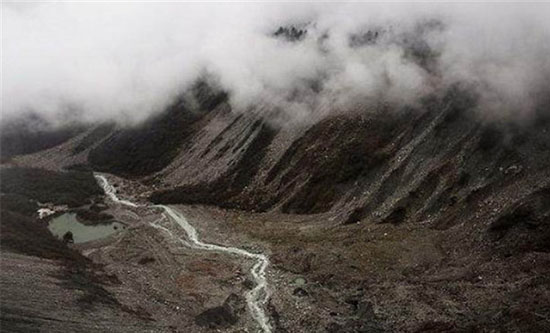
[3, 2, 550, 125]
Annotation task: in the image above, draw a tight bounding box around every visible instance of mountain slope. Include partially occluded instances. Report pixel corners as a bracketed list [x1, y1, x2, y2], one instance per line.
[5, 83, 550, 332]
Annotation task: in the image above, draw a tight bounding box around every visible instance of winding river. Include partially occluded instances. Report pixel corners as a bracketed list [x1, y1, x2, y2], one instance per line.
[95, 174, 272, 333]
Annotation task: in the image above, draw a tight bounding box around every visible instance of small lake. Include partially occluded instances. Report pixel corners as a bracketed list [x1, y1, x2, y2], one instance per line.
[48, 213, 125, 244]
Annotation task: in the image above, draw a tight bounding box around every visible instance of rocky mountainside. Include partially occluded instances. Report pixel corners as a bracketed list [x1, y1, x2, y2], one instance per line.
[3, 81, 550, 331]
[19, 82, 548, 242]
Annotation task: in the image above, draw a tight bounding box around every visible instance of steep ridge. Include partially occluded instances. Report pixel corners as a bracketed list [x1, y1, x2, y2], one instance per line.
[88, 83, 228, 178]
[148, 85, 550, 237]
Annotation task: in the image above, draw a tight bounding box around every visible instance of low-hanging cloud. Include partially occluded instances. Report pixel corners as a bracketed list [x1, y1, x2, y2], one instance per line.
[3, 2, 550, 126]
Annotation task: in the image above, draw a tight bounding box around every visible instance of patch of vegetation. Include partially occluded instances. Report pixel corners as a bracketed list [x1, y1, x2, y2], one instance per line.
[0, 208, 79, 261]
[0, 193, 38, 216]
[74, 209, 114, 225]
[65, 163, 94, 172]
[0, 113, 86, 161]
[0, 167, 102, 208]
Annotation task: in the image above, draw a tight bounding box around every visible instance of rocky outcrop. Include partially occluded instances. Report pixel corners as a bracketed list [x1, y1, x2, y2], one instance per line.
[194, 294, 246, 329]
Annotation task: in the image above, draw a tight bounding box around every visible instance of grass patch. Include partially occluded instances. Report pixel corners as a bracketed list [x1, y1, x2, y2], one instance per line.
[0, 167, 102, 208]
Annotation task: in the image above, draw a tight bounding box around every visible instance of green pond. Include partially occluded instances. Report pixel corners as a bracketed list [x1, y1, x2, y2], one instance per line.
[48, 213, 125, 244]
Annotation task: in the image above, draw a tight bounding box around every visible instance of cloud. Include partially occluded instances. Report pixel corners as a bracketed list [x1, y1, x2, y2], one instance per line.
[2, 2, 549, 125]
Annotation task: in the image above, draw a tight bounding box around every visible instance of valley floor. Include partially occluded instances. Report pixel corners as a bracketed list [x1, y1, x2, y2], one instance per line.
[180, 204, 550, 332]
[14, 173, 545, 332]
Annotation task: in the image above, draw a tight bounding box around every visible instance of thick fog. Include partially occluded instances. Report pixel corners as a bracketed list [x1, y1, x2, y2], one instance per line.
[3, 2, 550, 125]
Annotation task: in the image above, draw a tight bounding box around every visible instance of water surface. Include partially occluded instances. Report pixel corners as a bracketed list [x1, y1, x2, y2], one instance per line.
[48, 213, 124, 244]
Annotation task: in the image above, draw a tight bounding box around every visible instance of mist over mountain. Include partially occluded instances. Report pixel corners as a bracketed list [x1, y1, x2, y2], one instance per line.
[3, 2, 550, 126]
[2, 3, 550, 333]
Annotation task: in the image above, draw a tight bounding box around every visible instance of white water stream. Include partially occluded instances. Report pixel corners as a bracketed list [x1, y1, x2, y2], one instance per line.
[94, 174, 272, 333]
